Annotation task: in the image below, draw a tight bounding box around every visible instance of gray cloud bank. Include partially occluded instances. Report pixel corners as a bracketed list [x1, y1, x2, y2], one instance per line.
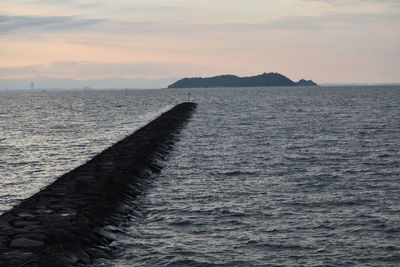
[0, 14, 105, 34]
[1, 8, 398, 36]
[299, 0, 400, 5]
[105, 11, 400, 36]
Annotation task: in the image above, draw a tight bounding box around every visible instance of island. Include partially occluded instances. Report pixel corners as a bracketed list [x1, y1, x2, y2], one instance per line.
[167, 72, 317, 88]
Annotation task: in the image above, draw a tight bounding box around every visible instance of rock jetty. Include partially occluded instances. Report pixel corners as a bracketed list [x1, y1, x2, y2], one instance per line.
[0, 102, 197, 267]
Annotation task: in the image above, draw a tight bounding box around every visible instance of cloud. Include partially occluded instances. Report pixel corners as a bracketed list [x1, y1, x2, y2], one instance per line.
[298, 0, 400, 5]
[102, 11, 399, 36]
[259, 11, 400, 30]
[0, 14, 106, 34]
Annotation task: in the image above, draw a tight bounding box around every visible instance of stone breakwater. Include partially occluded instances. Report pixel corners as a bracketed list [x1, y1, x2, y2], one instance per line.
[0, 102, 197, 267]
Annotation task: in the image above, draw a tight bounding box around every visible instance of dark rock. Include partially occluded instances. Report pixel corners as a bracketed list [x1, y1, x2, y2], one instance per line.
[14, 233, 47, 241]
[21, 225, 45, 232]
[86, 248, 112, 259]
[13, 227, 45, 235]
[47, 228, 79, 244]
[0, 250, 34, 260]
[36, 256, 77, 267]
[0, 220, 11, 229]
[65, 245, 91, 264]
[10, 237, 44, 248]
[16, 212, 36, 219]
[35, 208, 54, 214]
[14, 220, 40, 227]
[0, 103, 197, 265]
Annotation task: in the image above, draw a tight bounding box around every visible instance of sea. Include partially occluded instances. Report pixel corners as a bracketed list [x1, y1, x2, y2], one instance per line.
[0, 86, 399, 266]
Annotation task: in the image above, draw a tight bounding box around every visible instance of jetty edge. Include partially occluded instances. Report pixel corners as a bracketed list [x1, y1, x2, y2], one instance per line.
[0, 102, 197, 267]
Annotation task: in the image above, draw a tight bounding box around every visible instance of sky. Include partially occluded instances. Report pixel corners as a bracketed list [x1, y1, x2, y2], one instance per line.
[0, 0, 399, 83]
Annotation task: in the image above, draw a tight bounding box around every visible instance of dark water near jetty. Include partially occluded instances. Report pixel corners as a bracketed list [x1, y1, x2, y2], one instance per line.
[1, 86, 400, 266]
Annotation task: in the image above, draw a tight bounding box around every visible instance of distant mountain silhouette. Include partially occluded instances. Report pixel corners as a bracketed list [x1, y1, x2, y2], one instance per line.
[168, 72, 317, 88]
[0, 77, 178, 90]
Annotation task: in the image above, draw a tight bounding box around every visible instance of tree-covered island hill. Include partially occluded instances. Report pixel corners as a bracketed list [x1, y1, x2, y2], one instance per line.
[168, 72, 317, 88]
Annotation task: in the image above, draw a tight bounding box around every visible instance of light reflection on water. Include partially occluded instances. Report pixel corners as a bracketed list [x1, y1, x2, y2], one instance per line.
[108, 86, 400, 267]
[0, 89, 181, 213]
[1, 86, 400, 266]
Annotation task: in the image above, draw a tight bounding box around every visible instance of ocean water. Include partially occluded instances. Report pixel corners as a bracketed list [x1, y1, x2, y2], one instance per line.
[1, 86, 400, 266]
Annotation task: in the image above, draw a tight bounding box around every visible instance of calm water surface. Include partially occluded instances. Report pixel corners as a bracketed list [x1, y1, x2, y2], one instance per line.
[1, 86, 400, 266]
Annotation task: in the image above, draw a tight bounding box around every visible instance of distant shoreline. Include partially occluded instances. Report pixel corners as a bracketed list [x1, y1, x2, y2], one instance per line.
[2, 84, 400, 93]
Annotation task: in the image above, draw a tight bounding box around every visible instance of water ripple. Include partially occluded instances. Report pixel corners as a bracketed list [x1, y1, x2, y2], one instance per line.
[1, 86, 400, 266]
